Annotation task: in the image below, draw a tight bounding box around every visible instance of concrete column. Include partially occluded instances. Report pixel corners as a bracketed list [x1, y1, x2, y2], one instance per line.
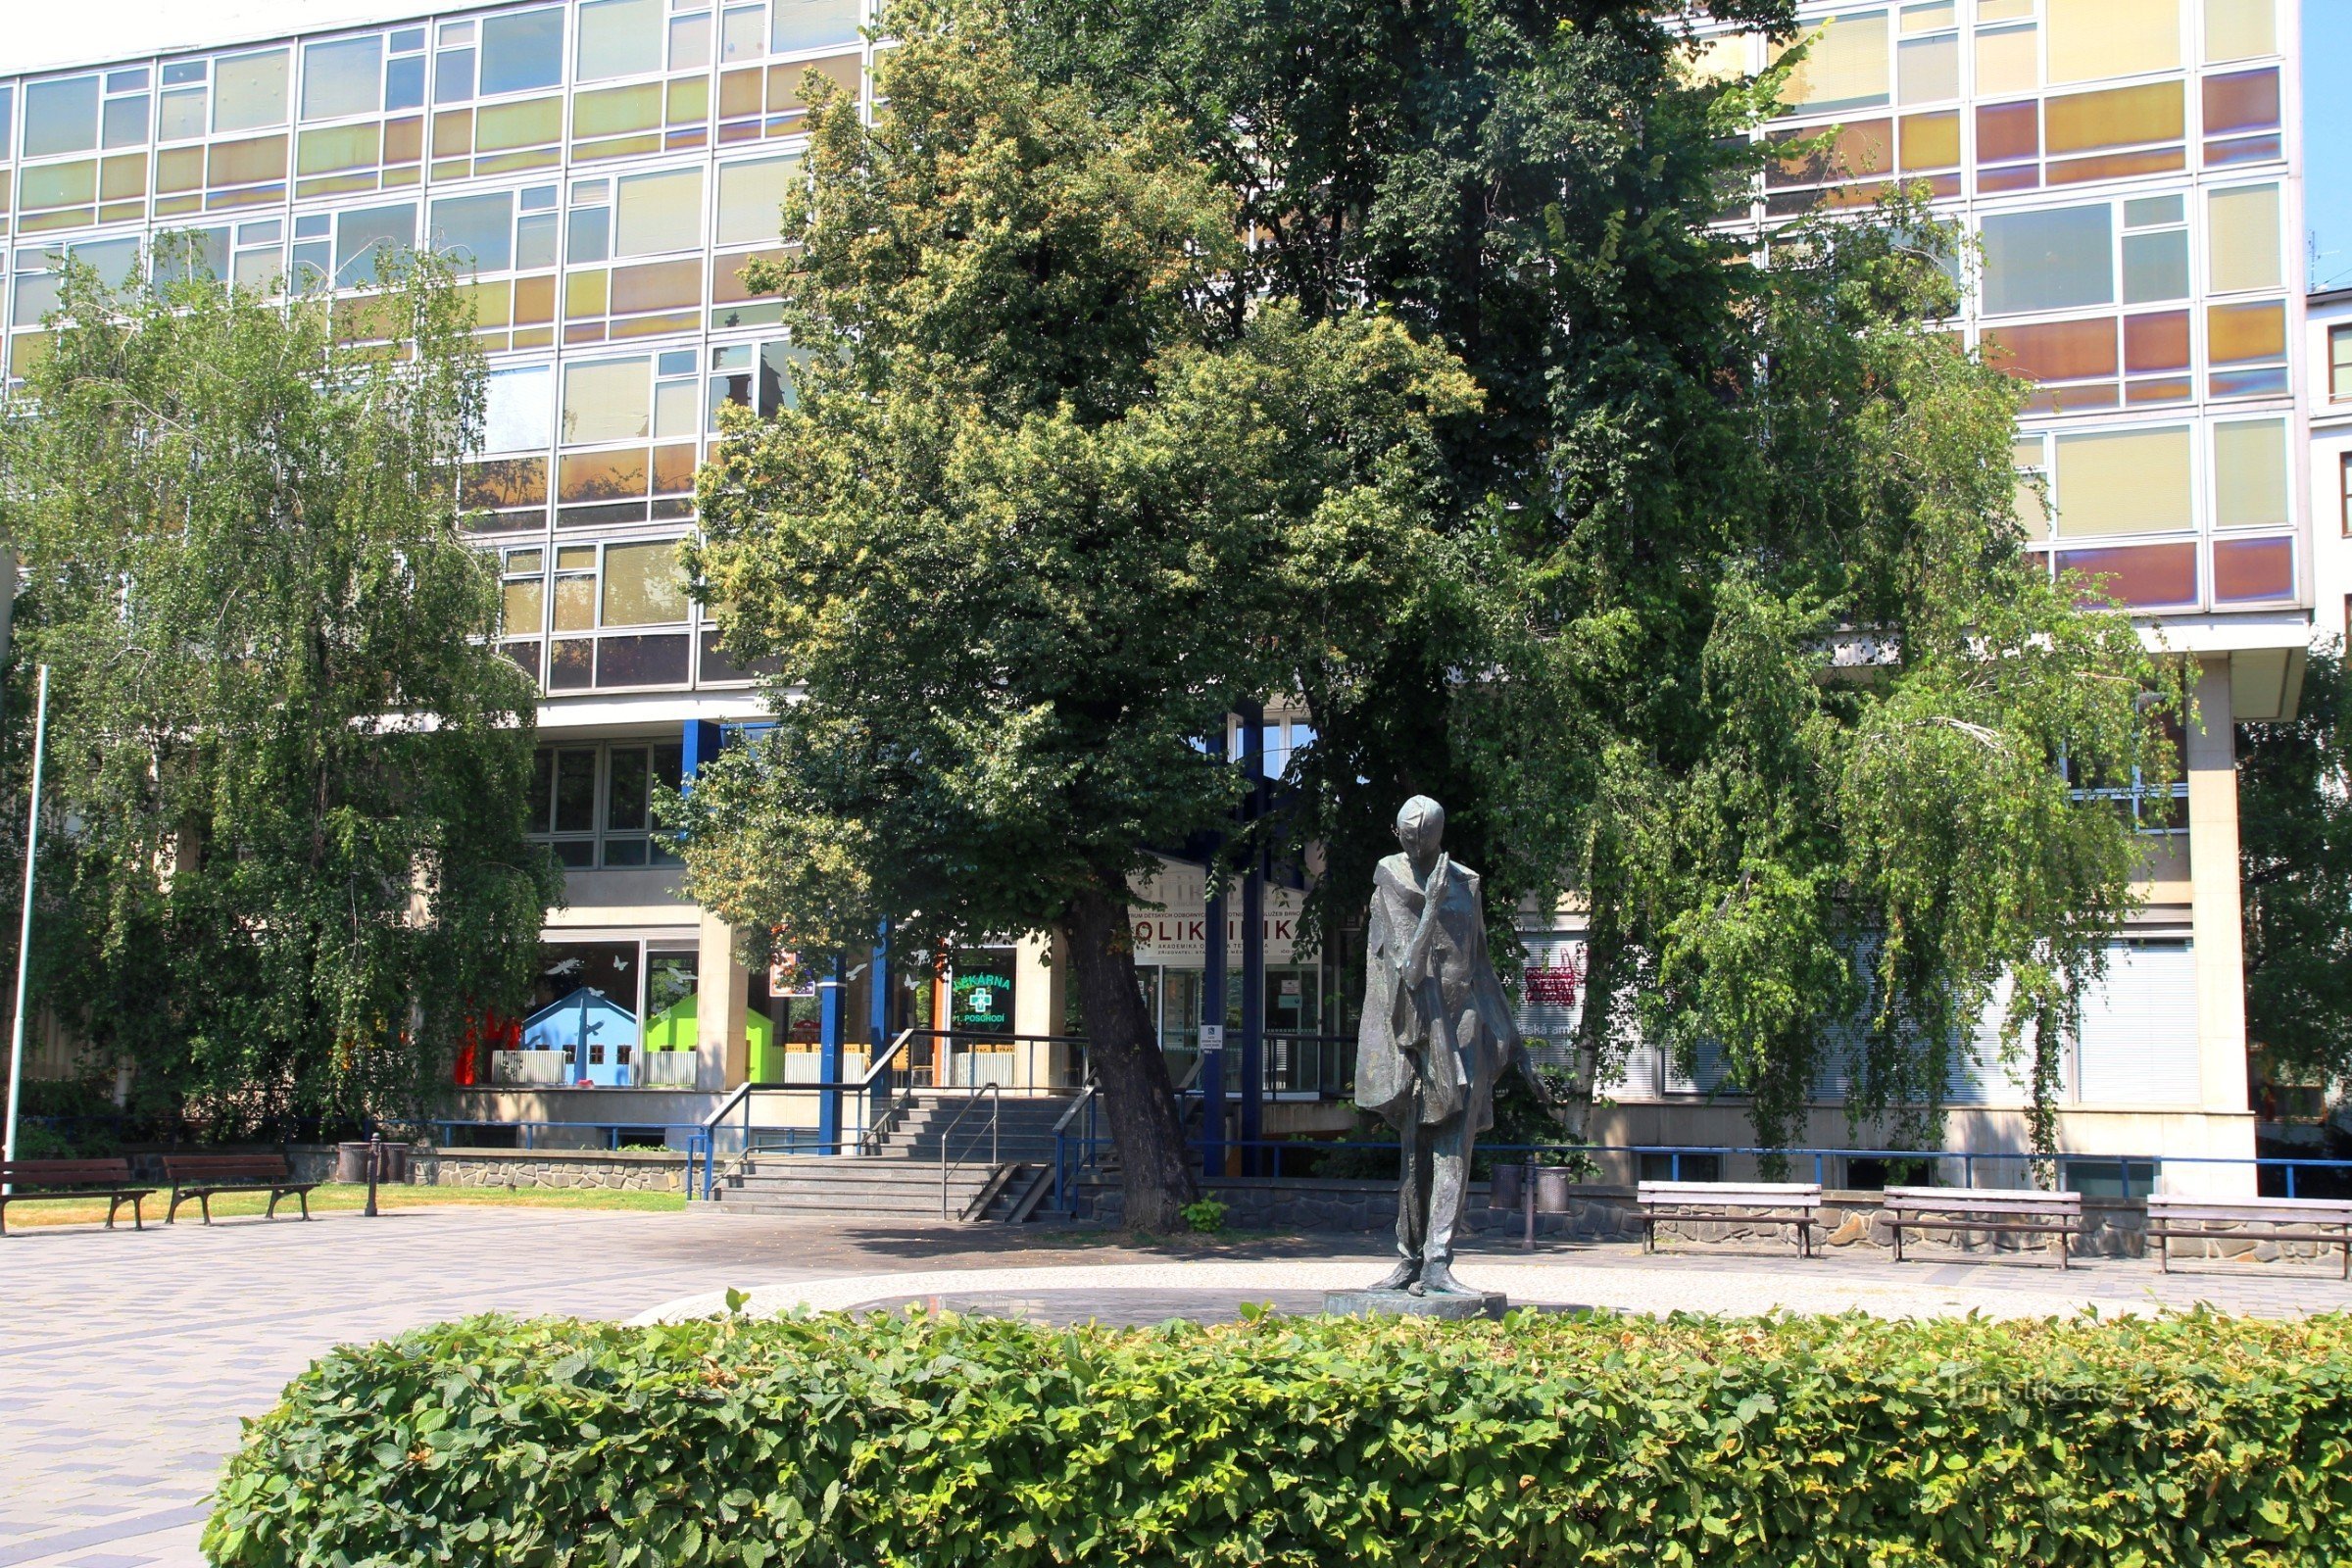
[1012, 929, 1059, 1089]
[696, 911, 751, 1090]
[2185, 656, 2258, 1195]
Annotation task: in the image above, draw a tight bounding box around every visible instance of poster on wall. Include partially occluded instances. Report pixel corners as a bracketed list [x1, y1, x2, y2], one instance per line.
[1127, 859, 1303, 966]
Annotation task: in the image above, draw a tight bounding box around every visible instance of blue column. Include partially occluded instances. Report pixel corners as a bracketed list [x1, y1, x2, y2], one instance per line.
[680, 719, 723, 788]
[866, 919, 890, 1134]
[1240, 703, 1266, 1176]
[1201, 880, 1226, 1181]
[817, 956, 845, 1154]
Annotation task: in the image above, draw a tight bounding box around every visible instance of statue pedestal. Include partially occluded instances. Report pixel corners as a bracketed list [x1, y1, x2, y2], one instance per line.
[1323, 1289, 1506, 1321]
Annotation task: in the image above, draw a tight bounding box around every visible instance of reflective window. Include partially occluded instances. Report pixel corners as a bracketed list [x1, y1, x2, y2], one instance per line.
[2053, 427, 2193, 536]
[24, 75, 100, 159]
[2120, 196, 2188, 304]
[2330, 325, 2352, 402]
[716, 154, 798, 246]
[215, 49, 289, 132]
[772, 0, 862, 55]
[2204, 0, 2276, 63]
[2212, 418, 2288, 530]
[603, 541, 690, 625]
[1777, 11, 1888, 115]
[333, 201, 416, 284]
[564, 356, 652, 444]
[2047, 0, 2180, 85]
[615, 167, 703, 256]
[485, 365, 555, 452]
[578, 0, 663, 81]
[481, 8, 565, 95]
[2207, 184, 2281, 293]
[303, 35, 384, 121]
[1982, 205, 2113, 316]
[431, 190, 514, 270]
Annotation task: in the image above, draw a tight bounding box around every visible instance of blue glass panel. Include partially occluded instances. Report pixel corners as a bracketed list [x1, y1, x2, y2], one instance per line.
[302, 35, 383, 122]
[430, 191, 514, 270]
[334, 201, 417, 285]
[23, 74, 100, 159]
[480, 8, 565, 95]
[386, 54, 426, 112]
[435, 48, 475, 105]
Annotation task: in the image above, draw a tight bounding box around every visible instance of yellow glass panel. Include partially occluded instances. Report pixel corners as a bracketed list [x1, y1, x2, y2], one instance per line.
[553, 574, 597, 631]
[2047, 0, 2180, 85]
[99, 153, 146, 201]
[2043, 82, 2182, 156]
[1975, 24, 2037, 95]
[565, 269, 611, 318]
[2054, 426, 2192, 535]
[556, 545, 597, 570]
[719, 68, 762, 119]
[208, 186, 282, 212]
[1686, 33, 1749, 85]
[11, 332, 53, 378]
[1980, 0, 2034, 15]
[2207, 300, 2284, 364]
[1900, 1, 1954, 32]
[503, 578, 545, 634]
[602, 540, 689, 625]
[1898, 111, 1959, 172]
[2208, 184, 2280, 292]
[210, 134, 288, 186]
[463, 277, 514, 328]
[574, 82, 663, 138]
[475, 149, 563, 175]
[562, 356, 651, 443]
[434, 110, 474, 158]
[2204, 0, 2276, 63]
[476, 96, 563, 152]
[154, 194, 202, 217]
[615, 167, 703, 256]
[2012, 438, 2051, 540]
[156, 146, 203, 194]
[19, 161, 96, 210]
[20, 210, 94, 234]
[609, 309, 700, 338]
[1776, 11, 1889, 112]
[2213, 418, 2287, 528]
[668, 75, 711, 124]
[297, 123, 379, 175]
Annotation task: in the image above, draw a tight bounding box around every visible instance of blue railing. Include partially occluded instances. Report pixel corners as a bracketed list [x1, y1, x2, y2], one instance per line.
[422, 1117, 705, 1152]
[1045, 1134, 2352, 1214]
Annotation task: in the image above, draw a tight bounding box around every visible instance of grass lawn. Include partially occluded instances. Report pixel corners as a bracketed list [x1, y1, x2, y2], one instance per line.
[3, 1181, 686, 1229]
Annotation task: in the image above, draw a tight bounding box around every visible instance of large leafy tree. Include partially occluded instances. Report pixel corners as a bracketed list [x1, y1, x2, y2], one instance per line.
[2239, 648, 2352, 1093]
[675, 4, 1477, 1228]
[0, 247, 562, 1139]
[1014, 0, 2182, 1154]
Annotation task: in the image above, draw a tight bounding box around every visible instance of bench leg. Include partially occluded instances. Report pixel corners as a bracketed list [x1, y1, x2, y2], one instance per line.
[103, 1196, 120, 1230]
[1642, 1215, 1654, 1255]
[2156, 1230, 2168, 1273]
[298, 1189, 311, 1220]
[1, 1199, 11, 1238]
[1892, 1219, 1903, 1263]
[266, 1190, 281, 1220]
[2056, 1228, 2069, 1271]
[200, 1193, 213, 1226]
[129, 1195, 143, 1231]
[167, 1191, 184, 1225]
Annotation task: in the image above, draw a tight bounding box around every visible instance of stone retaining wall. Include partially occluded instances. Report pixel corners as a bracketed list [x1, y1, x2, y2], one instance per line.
[1084, 1175, 2340, 1264]
[281, 1144, 689, 1193]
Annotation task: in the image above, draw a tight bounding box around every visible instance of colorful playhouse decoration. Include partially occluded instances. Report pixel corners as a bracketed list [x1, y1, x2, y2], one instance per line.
[520, 987, 642, 1087]
[644, 995, 777, 1080]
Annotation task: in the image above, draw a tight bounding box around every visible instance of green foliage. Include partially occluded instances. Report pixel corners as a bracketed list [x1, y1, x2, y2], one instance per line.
[208, 1305, 2352, 1567]
[1178, 1197, 1228, 1234]
[2239, 645, 2352, 1088]
[0, 242, 563, 1138]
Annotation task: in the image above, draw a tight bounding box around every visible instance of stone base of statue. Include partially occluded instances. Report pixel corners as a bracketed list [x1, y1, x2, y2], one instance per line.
[1323, 1288, 1506, 1321]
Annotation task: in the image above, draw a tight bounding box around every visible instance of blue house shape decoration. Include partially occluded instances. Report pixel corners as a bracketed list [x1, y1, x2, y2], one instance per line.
[520, 987, 642, 1087]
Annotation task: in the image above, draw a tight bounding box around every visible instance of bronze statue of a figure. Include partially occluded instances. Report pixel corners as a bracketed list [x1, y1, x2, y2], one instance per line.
[1355, 795, 1522, 1297]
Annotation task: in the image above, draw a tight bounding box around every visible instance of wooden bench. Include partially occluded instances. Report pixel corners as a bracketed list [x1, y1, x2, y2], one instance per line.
[1639, 1181, 1824, 1257]
[1884, 1187, 2082, 1270]
[0, 1158, 155, 1236]
[163, 1153, 318, 1225]
[2145, 1196, 2352, 1278]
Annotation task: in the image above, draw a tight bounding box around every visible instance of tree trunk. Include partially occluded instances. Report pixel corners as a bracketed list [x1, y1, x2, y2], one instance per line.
[1064, 873, 1197, 1232]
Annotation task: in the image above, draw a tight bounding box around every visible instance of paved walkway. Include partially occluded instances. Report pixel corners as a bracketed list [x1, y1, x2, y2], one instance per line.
[4, 1207, 2345, 1568]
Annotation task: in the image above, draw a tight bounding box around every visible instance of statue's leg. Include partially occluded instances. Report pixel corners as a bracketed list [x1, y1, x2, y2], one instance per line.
[1419, 1111, 1474, 1287]
[1370, 1104, 1425, 1291]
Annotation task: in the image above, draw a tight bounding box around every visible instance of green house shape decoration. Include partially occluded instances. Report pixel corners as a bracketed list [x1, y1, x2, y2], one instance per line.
[644, 994, 779, 1080]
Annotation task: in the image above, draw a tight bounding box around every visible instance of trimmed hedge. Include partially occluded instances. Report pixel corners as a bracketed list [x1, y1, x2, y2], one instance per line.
[207, 1305, 2352, 1566]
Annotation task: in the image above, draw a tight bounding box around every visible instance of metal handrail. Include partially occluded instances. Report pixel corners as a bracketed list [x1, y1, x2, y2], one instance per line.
[938, 1081, 1001, 1218]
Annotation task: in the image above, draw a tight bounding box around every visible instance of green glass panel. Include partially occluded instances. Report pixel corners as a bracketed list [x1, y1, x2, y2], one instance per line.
[574, 82, 663, 138]
[297, 122, 379, 175]
[20, 160, 97, 210]
[476, 95, 562, 151]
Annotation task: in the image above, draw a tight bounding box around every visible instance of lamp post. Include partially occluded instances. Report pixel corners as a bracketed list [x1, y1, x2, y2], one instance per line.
[2, 665, 50, 1196]
[365, 1132, 381, 1218]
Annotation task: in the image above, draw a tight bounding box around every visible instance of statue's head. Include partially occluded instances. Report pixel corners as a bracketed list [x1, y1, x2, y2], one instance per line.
[1394, 795, 1446, 860]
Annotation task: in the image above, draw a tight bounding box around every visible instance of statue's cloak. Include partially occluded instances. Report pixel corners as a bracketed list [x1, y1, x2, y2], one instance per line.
[1354, 852, 1520, 1131]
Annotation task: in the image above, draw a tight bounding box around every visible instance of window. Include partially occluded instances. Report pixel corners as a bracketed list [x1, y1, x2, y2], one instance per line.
[2341, 454, 2352, 535]
[1895, 3, 1957, 105]
[2046, 0, 2179, 86]
[302, 35, 383, 122]
[614, 167, 704, 257]
[2204, 0, 2276, 63]
[23, 74, 99, 159]
[2013, 437, 2052, 539]
[564, 356, 652, 443]
[215, 49, 288, 132]
[716, 155, 799, 246]
[484, 366, 554, 452]
[481, 8, 565, 95]
[771, 0, 862, 55]
[1976, 17, 2038, 95]
[2120, 195, 2187, 305]
[502, 546, 546, 637]
[2053, 426, 2193, 536]
[602, 541, 690, 626]
[333, 202, 416, 285]
[2207, 184, 2281, 293]
[430, 191, 514, 270]
[1982, 205, 2112, 316]
[708, 339, 803, 427]
[2211, 419, 2287, 530]
[528, 743, 686, 868]
[578, 0, 663, 82]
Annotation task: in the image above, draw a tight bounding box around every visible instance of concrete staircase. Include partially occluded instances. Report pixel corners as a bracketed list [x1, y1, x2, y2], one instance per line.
[710, 1091, 1076, 1221]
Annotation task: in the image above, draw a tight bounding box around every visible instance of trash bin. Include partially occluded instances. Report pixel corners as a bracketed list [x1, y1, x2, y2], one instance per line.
[1490, 1161, 1526, 1212]
[1536, 1164, 1576, 1214]
[334, 1141, 413, 1184]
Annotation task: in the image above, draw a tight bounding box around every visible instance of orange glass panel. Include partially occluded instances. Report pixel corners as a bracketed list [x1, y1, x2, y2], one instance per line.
[2204, 68, 2281, 134]
[1977, 101, 2038, 162]
[2047, 149, 2185, 184]
[1985, 318, 2116, 381]
[464, 457, 548, 509]
[384, 117, 423, 165]
[433, 109, 473, 158]
[2044, 81, 2183, 155]
[209, 134, 287, 186]
[1979, 166, 2039, 192]
[720, 67, 762, 118]
[767, 53, 861, 115]
[1899, 111, 1960, 172]
[612, 258, 701, 313]
[2208, 300, 2285, 364]
[653, 442, 698, 493]
[2024, 381, 2117, 415]
[2123, 311, 2190, 372]
[514, 274, 556, 325]
[2213, 537, 2293, 603]
[559, 448, 651, 503]
[2059, 543, 2197, 608]
[99, 153, 146, 200]
[2125, 376, 2192, 405]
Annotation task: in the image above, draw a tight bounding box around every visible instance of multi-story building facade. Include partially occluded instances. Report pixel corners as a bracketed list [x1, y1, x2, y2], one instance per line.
[2, 0, 2322, 1192]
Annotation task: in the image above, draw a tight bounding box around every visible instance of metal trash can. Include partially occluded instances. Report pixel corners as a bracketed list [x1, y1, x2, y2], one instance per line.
[334, 1141, 413, 1185]
[1491, 1161, 1526, 1212]
[1536, 1164, 1576, 1214]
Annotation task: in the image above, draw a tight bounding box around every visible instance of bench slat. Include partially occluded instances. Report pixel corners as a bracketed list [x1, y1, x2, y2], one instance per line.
[2146, 1198, 2352, 1222]
[1884, 1188, 2082, 1214]
[1640, 1182, 1822, 1200]
[0, 1159, 135, 1181]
